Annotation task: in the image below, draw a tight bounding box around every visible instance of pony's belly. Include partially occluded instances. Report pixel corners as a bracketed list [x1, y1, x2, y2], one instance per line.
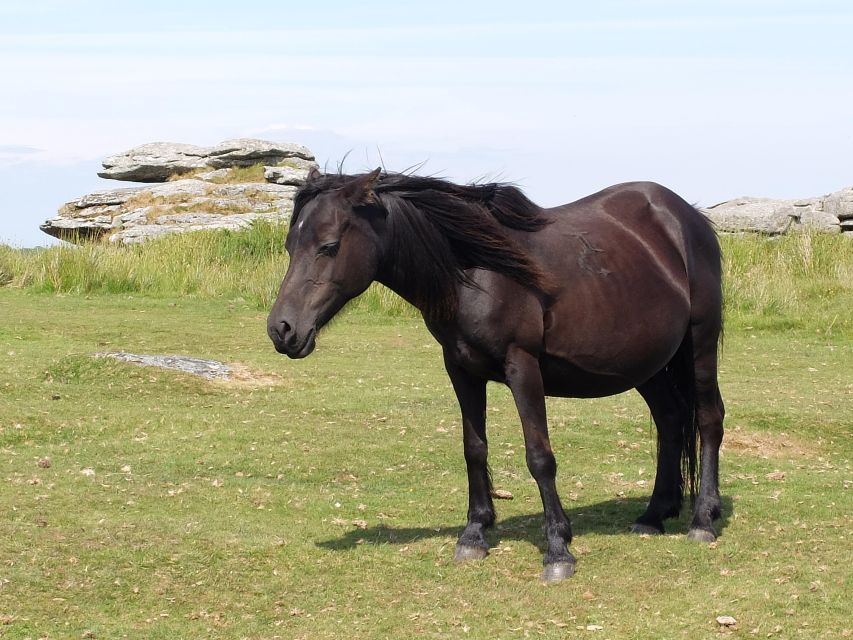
[539, 354, 637, 398]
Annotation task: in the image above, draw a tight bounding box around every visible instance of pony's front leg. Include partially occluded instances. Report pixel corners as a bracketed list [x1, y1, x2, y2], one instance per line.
[444, 357, 495, 561]
[505, 346, 575, 581]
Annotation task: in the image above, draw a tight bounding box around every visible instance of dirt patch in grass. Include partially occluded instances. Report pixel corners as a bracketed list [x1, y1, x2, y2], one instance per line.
[722, 425, 816, 458]
[211, 362, 283, 388]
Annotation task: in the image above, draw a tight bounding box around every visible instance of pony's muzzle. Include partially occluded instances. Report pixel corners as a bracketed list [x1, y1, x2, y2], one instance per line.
[267, 318, 316, 358]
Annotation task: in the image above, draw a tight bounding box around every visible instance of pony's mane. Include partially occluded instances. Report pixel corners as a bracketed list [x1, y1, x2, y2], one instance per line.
[293, 171, 553, 318]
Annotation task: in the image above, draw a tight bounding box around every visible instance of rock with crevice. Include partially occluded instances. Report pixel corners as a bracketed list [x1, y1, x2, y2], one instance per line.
[98, 138, 314, 183]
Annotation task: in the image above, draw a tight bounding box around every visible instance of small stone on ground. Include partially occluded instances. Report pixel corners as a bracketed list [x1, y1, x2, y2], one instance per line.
[96, 352, 232, 380]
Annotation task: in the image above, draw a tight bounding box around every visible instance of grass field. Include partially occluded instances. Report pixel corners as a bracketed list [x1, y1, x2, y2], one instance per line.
[0, 231, 851, 639]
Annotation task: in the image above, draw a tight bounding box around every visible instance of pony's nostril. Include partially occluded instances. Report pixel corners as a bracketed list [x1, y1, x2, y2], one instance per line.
[267, 318, 293, 346]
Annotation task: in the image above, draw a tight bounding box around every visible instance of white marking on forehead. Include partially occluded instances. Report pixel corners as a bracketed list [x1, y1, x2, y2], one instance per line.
[296, 204, 313, 232]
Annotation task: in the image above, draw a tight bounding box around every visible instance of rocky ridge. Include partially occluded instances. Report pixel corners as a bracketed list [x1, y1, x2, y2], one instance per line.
[41, 139, 318, 244]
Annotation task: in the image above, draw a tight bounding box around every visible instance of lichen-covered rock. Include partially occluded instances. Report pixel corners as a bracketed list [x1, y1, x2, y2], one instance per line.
[40, 179, 297, 244]
[42, 139, 317, 244]
[98, 138, 314, 182]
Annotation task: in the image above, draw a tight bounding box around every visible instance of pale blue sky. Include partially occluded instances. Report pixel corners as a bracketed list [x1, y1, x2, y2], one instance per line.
[1, 1, 852, 246]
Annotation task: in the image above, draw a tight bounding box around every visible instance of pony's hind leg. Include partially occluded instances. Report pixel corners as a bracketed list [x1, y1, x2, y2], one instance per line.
[633, 370, 689, 534]
[444, 358, 495, 561]
[686, 325, 725, 542]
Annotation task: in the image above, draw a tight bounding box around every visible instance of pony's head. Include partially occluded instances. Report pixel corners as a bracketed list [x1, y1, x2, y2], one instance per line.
[267, 168, 383, 358]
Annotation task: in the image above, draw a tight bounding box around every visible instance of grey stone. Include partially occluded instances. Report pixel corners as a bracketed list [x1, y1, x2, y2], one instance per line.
[264, 157, 319, 185]
[793, 204, 841, 233]
[41, 178, 297, 244]
[703, 187, 853, 235]
[38, 216, 113, 241]
[206, 138, 313, 168]
[98, 142, 211, 182]
[824, 187, 853, 220]
[98, 138, 315, 182]
[96, 352, 232, 380]
[71, 186, 148, 207]
[703, 197, 798, 235]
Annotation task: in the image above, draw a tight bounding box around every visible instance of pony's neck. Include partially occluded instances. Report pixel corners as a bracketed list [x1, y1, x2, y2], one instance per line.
[375, 261, 431, 317]
[374, 227, 451, 320]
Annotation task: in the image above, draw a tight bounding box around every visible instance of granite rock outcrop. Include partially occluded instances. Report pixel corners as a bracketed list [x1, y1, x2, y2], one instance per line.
[41, 139, 317, 244]
[702, 187, 853, 235]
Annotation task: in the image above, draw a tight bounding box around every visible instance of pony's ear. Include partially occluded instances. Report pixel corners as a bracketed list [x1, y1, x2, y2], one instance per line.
[306, 167, 321, 182]
[342, 167, 381, 206]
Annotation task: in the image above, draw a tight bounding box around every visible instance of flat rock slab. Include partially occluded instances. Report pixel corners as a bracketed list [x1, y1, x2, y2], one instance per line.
[99, 138, 314, 182]
[97, 352, 232, 380]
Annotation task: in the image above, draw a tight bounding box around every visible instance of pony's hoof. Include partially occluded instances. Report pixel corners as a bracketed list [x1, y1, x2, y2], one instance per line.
[454, 544, 489, 561]
[687, 527, 717, 543]
[542, 561, 575, 582]
[630, 523, 663, 536]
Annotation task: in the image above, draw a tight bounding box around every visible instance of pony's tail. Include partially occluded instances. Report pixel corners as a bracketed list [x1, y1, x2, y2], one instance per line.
[669, 329, 699, 501]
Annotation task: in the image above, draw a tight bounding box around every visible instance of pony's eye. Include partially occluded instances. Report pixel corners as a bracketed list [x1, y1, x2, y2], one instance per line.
[318, 241, 340, 257]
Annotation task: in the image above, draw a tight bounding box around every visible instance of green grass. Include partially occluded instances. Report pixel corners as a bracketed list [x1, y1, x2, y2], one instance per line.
[0, 269, 851, 638]
[720, 232, 853, 331]
[0, 230, 851, 637]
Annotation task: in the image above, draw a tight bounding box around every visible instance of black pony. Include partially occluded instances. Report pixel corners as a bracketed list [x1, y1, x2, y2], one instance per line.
[268, 169, 724, 581]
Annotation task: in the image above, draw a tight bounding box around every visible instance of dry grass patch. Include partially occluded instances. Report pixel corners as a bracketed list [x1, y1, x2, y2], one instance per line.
[722, 425, 816, 458]
[163, 164, 268, 183]
[165, 167, 209, 181]
[213, 362, 283, 388]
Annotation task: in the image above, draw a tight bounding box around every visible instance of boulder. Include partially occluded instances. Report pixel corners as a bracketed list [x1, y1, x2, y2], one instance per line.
[703, 187, 851, 235]
[41, 179, 298, 244]
[703, 197, 798, 235]
[98, 138, 314, 182]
